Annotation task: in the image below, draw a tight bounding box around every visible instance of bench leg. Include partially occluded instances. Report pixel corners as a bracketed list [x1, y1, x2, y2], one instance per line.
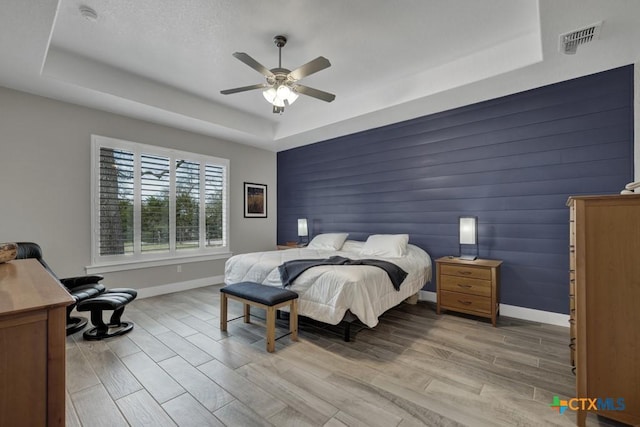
[266, 306, 276, 352]
[244, 304, 251, 323]
[220, 293, 228, 332]
[290, 299, 298, 341]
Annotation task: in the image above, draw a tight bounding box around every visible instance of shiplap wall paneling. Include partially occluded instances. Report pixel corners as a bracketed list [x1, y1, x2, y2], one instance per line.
[277, 65, 633, 314]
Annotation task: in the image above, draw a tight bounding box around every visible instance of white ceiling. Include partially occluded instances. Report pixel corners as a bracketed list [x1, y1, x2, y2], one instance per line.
[1, 0, 639, 152]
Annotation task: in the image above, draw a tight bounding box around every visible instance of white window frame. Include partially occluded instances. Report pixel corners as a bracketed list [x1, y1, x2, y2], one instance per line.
[88, 135, 231, 274]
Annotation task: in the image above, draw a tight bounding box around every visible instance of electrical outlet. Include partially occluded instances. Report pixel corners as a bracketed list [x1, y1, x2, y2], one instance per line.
[177, 265, 182, 273]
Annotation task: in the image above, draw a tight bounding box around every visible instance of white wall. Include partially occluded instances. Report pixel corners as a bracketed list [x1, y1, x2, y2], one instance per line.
[635, 61, 640, 182]
[0, 86, 277, 290]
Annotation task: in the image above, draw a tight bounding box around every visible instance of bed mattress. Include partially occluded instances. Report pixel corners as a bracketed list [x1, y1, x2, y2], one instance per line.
[224, 241, 431, 327]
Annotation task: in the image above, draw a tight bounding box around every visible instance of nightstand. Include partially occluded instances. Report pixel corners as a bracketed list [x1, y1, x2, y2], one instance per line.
[276, 242, 303, 250]
[435, 257, 502, 326]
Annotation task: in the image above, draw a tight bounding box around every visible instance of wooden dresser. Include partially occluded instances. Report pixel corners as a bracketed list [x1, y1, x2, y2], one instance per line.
[435, 257, 502, 326]
[567, 195, 640, 427]
[0, 259, 73, 427]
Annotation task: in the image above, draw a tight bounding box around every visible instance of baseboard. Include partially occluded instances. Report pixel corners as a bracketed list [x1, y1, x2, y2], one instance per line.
[419, 290, 438, 303]
[418, 290, 569, 327]
[135, 282, 569, 327]
[498, 304, 569, 327]
[136, 275, 224, 299]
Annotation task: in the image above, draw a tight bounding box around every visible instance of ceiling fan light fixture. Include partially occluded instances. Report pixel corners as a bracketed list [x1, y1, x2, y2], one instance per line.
[281, 86, 299, 105]
[262, 87, 277, 103]
[263, 84, 298, 108]
[277, 84, 291, 98]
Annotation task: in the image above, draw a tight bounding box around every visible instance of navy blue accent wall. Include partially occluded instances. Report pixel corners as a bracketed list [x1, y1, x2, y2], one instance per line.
[277, 65, 634, 314]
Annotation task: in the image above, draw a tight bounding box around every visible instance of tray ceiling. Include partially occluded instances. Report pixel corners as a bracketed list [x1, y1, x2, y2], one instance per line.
[1, 0, 639, 151]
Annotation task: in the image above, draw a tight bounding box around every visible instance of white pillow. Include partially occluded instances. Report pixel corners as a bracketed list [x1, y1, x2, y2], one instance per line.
[360, 234, 409, 258]
[340, 240, 365, 253]
[307, 233, 349, 250]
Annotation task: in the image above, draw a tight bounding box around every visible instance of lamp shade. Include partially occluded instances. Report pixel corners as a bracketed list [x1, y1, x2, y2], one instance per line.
[262, 87, 277, 103]
[459, 216, 477, 245]
[297, 218, 308, 237]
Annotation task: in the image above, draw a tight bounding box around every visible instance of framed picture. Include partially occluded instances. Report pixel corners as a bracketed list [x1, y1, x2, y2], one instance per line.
[244, 182, 267, 218]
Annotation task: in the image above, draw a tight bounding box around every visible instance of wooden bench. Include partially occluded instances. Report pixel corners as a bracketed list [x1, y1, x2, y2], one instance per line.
[220, 282, 298, 352]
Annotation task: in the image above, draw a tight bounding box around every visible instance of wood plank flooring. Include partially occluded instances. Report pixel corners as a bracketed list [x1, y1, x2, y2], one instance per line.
[65, 285, 622, 427]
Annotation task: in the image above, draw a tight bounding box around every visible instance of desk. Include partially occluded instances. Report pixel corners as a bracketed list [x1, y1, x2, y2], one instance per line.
[0, 259, 73, 427]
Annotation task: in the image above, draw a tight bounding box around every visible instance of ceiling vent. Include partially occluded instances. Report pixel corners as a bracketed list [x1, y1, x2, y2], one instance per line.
[559, 21, 602, 55]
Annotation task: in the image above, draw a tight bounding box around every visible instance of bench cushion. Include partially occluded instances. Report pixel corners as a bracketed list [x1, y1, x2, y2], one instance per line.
[221, 282, 298, 306]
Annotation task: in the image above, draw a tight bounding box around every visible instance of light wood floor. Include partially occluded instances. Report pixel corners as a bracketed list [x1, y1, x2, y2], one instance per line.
[65, 285, 621, 427]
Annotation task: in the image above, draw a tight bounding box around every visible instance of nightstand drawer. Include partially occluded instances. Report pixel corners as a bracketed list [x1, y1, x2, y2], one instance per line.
[440, 275, 491, 297]
[440, 290, 491, 314]
[440, 264, 491, 280]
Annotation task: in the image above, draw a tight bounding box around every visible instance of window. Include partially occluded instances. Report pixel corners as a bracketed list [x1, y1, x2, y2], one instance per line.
[90, 135, 229, 271]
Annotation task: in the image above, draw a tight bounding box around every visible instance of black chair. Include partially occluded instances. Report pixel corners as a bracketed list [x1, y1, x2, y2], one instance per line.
[15, 242, 107, 335]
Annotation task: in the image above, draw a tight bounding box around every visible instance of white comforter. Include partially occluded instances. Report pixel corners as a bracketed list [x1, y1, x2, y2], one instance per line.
[224, 241, 432, 327]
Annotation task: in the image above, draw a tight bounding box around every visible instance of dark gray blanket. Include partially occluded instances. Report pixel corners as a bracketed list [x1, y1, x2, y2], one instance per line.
[278, 256, 408, 290]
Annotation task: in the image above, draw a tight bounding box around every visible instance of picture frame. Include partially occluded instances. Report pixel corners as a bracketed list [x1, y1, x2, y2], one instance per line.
[244, 182, 267, 218]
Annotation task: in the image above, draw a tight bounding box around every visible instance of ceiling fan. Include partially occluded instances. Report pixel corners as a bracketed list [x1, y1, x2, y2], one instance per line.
[220, 35, 335, 114]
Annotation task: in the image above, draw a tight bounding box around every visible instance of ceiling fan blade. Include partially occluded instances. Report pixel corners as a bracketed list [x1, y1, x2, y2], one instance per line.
[232, 52, 274, 77]
[289, 56, 331, 80]
[295, 85, 336, 102]
[220, 83, 267, 95]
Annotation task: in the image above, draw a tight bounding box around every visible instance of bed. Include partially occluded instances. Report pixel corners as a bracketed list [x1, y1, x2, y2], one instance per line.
[224, 233, 432, 336]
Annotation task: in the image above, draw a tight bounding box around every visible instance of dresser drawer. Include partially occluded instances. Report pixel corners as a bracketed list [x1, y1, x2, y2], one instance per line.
[440, 264, 491, 280]
[440, 275, 491, 297]
[440, 290, 491, 314]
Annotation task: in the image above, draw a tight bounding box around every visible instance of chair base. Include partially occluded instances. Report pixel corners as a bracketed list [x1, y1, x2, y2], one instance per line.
[66, 316, 88, 335]
[83, 322, 134, 341]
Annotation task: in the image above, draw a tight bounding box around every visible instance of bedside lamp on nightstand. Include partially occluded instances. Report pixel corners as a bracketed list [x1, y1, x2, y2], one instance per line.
[297, 218, 309, 246]
[459, 216, 478, 260]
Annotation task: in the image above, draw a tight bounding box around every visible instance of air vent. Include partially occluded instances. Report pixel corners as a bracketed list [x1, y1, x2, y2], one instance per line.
[559, 21, 602, 55]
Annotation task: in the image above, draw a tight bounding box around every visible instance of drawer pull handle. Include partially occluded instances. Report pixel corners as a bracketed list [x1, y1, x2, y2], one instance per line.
[457, 271, 472, 275]
[457, 284, 472, 288]
[458, 300, 472, 305]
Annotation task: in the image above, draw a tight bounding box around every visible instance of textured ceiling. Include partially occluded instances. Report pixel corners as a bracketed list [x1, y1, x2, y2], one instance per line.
[0, 0, 639, 151]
